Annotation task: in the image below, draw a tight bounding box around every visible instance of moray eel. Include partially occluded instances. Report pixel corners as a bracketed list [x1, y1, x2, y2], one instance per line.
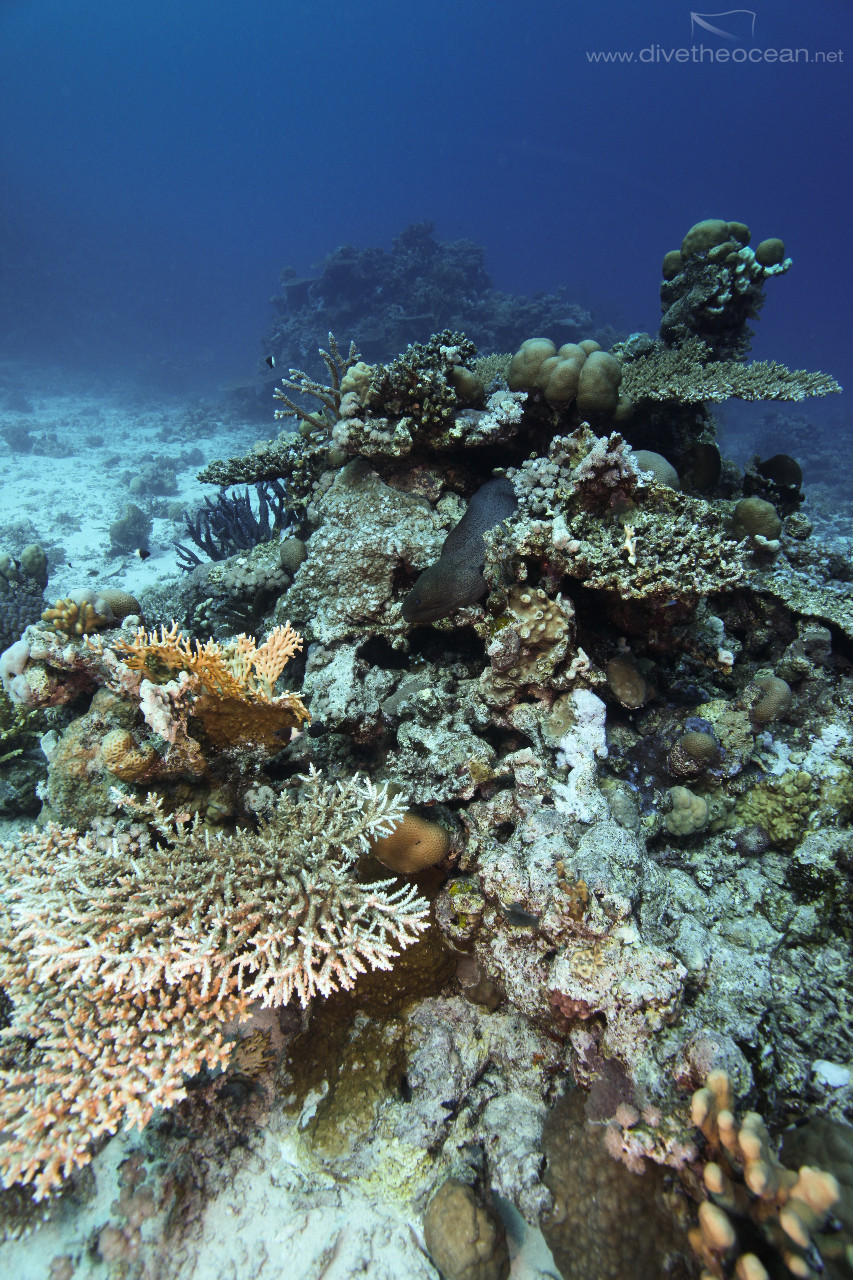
[402, 476, 517, 625]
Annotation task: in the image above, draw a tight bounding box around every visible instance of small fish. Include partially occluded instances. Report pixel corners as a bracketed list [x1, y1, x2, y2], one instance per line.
[265, 355, 276, 369]
[499, 900, 541, 928]
[134, 548, 151, 561]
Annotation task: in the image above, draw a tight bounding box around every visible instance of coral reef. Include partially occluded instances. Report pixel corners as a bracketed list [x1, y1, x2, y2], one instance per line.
[1, 213, 851, 1280]
[262, 220, 595, 381]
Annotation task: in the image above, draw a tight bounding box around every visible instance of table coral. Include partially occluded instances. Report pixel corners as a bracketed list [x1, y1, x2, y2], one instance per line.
[621, 337, 840, 404]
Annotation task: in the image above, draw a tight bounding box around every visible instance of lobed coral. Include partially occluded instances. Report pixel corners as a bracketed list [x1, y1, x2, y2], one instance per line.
[659, 218, 791, 359]
[507, 336, 632, 423]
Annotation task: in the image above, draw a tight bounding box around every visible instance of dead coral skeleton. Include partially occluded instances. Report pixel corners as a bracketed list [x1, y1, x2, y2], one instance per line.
[0, 768, 429, 1199]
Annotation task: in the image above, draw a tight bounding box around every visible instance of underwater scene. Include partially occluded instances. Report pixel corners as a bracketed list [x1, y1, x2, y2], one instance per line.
[1, 2, 852, 1277]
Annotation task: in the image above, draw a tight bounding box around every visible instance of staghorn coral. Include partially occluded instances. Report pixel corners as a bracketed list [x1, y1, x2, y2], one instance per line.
[331, 382, 526, 461]
[273, 333, 360, 431]
[0, 768, 429, 1199]
[324, 331, 532, 464]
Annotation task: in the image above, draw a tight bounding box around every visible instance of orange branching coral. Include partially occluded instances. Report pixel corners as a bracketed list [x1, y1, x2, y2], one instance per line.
[0, 769, 428, 1199]
[103, 621, 310, 751]
[113, 621, 304, 702]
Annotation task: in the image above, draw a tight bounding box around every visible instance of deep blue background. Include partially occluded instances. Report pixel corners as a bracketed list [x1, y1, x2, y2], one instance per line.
[1, 0, 850, 403]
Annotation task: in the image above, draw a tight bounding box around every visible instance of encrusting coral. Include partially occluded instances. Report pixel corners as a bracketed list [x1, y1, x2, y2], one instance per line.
[0, 768, 429, 1199]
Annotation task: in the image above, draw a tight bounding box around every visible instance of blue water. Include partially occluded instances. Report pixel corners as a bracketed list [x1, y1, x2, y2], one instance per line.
[1, 0, 850, 403]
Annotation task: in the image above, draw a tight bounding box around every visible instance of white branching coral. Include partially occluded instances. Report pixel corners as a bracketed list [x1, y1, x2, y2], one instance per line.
[0, 767, 429, 1198]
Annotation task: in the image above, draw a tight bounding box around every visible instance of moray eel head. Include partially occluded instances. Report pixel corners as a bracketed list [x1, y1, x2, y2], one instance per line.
[402, 476, 517, 626]
[402, 557, 486, 626]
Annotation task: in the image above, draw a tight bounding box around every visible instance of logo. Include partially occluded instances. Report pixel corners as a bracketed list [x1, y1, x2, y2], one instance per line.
[690, 10, 757, 43]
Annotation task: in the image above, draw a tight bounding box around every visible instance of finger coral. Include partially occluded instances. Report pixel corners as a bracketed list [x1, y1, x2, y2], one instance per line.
[0, 768, 429, 1198]
[42, 595, 113, 635]
[689, 1070, 841, 1280]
